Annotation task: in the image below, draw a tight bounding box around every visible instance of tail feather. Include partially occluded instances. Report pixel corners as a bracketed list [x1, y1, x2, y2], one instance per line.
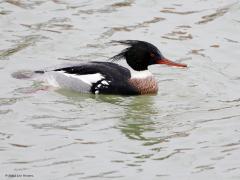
[12, 70, 44, 79]
[34, 70, 45, 74]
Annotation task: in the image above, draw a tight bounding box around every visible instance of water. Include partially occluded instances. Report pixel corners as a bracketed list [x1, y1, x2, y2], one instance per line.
[1, 0, 240, 179]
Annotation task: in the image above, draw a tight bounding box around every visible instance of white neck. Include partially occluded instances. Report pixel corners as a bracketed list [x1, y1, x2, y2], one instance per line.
[130, 69, 153, 79]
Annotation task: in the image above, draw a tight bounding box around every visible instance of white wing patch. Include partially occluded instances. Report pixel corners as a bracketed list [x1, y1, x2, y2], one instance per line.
[41, 71, 105, 93]
[59, 71, 104, 85]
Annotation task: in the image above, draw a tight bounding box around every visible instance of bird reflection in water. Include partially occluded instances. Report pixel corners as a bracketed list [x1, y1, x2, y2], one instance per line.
[57, 89, 163, 146]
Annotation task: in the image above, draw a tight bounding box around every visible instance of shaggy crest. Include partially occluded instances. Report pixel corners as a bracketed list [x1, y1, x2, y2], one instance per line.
[109, 40, 155, 61]
[109, 40, 162, 62]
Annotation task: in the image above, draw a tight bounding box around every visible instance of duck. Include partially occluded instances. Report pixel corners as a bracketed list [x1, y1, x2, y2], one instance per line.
[35, 40, 187, 95]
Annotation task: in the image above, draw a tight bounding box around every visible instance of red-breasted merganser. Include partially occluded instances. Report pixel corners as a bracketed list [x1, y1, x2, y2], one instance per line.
[36, 40, 187, 95]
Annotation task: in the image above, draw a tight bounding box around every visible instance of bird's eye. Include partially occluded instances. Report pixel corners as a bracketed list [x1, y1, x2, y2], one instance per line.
[150, 53, 155, 58]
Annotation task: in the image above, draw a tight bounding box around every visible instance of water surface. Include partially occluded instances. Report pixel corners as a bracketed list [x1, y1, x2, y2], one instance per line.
[1, 0, 240, 179]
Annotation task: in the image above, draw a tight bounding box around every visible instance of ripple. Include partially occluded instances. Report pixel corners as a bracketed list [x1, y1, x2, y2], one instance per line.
[188, 49, 206, 57]
[193, 164, 215, 173]
[21, 18, 77, 33]
[0, 131, 12, 140]
[30, 123, 79, 131]
[199, 114, 240, 123]
[81, 171, 121, 179]
[224, 38, 239, 43]
[0, 97, 18, 106]
[4, 158, 54, 165]
[160, 8, 199, 15]
[76, 0, 134, 15]
[111, 1, 134, 8]
[65, 172, 84, 177]
[162, 30, 193, 41]
[153, 150, 180, 161]
[196, 6, 230, 24]
[0, 35, 46, 59]
[9, 143, 33, 148]
[101, 17, 165, 38]
[33, 159, 82, 167]
[5, 0, 44, 9]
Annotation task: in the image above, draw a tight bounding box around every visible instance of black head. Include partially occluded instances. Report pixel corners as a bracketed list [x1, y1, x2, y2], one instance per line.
[110, 40, 187, 71]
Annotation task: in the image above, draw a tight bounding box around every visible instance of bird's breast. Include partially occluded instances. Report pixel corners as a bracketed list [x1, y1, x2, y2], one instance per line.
[129, 76, 158, 95]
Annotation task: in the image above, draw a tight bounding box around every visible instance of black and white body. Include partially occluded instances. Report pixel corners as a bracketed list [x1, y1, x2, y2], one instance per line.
[35, 40, 187, 95]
